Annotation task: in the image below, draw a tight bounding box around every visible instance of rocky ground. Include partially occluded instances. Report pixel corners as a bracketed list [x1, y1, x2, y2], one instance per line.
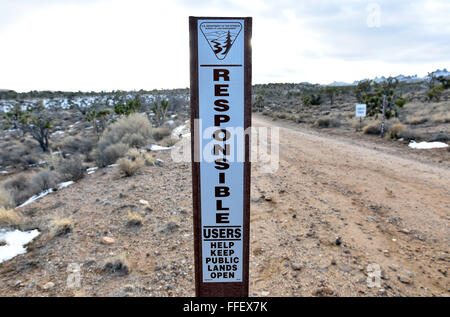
[0, 114, 449, 297]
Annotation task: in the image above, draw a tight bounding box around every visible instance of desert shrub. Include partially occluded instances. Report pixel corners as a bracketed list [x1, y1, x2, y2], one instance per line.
[363, 121, 381, 135]
[2, 175, 37, 206]
[118, 157, 144, 177]
[3, 170, 62, 206]
[152, 127, 171, 141]
[302, 94, 322, 106]
[93, 143, 129, 167]
[22, 154, 40, 166]
[386, 123, 406, 139]
[103, 253, 130, 275]
[162, 136, 178, 147]
[93, 114, 151, 166]
[50, 155, 84, 181]
[61, 135, 97, 156]
[429, 133, 450, 142]
[142, 153, 155, 166]
[395, 97, 407, 107]
[117, 149, 146, 177]
[99, 113, 151, 148]
[313, 117, 340, 128]
[398, 130, 423, 141]
[0, 207, 22, 228]
[406, 116, 428, 125]
[31, 170, 60, 192]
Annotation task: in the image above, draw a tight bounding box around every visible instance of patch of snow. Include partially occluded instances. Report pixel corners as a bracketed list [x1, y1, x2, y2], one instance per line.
[58, 181, 74, 189]
[0, 171, 8, 174]
[171, 124, 190, 139]
[17, 189, 53, 208]
[107, 164, 119, 168]
[16, 181, 74, 208]
[86, 167, 98, 175]
[0, 229, 40, 263]
[52, 130, 64, 135]
[150, 144, 173, 151]
[408, 141, 448, 149]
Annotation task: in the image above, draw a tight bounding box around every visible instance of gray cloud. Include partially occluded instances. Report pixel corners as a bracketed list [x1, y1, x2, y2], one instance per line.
[176, 0, 450, 64]
[0, 0, 108, 30]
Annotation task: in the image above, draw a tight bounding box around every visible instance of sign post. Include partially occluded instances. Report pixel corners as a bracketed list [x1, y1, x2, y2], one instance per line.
[381, 95, 386, 137]
[355, 103, 366, 131]
[189, 16, 252, 297]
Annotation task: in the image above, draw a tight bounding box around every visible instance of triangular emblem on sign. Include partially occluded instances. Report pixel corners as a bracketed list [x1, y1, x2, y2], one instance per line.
[200, 22, 242, 60]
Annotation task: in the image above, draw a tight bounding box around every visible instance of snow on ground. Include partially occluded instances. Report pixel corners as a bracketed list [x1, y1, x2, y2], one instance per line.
[150, 144, 174, 151]
[0, 229, 40, 263]
[408, 141, 449, 149]
[16, 181, 75, 208]
[58, 181, 74, 189]
[87, 167, 98, 175]
[171, 122, 190, 139]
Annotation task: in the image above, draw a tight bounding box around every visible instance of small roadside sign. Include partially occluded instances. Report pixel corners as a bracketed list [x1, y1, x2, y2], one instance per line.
[355, 104, 367, 118]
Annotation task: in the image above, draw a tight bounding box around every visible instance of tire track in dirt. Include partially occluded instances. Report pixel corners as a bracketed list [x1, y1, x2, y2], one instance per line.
[249, 115, 449, 296]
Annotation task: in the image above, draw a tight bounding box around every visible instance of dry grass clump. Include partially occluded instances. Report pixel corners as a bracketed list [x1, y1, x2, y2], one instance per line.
[385, 123, 406, 139]
[92, 113, 151, 166]
[363, 121, 381, 135]
[0, 207, 22, 228]
[432, 113, 450, 123]
[127, 211, 143, 226]
[103, 253, 130, 275]
[406, 116, 428, 125]
[0, 187, 13, 209]
[152, 127, 171, 141]
[118, 157, 144, 177]
[313, 117, 340, 128]
[50, 218, 72, 237]
[142, 153, 155, 166]
[117, 149, 145, 177]
[162, 136, 178, 147]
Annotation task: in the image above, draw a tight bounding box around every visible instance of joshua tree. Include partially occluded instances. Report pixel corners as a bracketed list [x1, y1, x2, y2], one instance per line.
[4, 102, 53, 152]
[325, 86, 337, 105]
[151, 99, 170, 126]
[86, 109, 111, 135]
[363, 77, 403, 119]
[114, 96, 142, 116]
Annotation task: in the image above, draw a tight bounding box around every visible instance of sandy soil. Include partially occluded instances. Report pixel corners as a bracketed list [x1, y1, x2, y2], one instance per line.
[0, 114, 448, 297]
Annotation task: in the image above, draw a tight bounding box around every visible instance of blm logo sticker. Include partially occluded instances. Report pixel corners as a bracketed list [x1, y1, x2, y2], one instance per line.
[200, 22, 242, 60]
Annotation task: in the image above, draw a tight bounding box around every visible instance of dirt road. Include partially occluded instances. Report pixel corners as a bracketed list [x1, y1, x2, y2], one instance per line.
[248, 115, 449, 296]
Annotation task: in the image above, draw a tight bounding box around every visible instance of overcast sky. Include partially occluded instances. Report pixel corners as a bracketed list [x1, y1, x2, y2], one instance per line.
[1, 0, 449, 92]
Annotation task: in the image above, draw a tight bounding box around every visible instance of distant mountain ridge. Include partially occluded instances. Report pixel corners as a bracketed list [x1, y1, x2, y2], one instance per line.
[327, 68, 450, 86]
